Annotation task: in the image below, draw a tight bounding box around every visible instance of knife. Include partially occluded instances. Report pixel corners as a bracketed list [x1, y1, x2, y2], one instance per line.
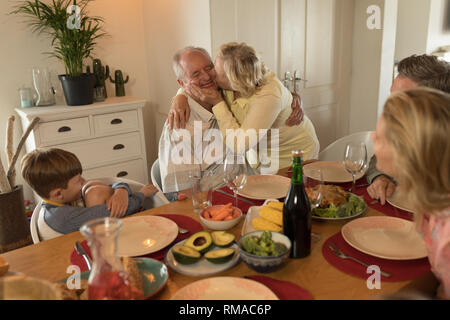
[75, 241, 92, 270]
[215, 189, 258, 206]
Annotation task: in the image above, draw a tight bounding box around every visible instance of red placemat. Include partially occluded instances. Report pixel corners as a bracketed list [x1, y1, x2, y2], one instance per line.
[246, 275, 314, 300]
[212, 186, 266, 213]
[322, 231, 430, 282]
[70, 214, 203, 272]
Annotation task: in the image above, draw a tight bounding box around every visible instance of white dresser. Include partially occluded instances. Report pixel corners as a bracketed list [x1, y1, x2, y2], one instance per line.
[15, 97, 149, 186]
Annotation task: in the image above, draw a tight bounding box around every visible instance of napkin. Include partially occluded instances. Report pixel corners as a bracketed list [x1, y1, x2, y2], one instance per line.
[245, 275, 313, 300]
[70, 214, 203, 272]
[212, 186, 265, 213]
[322, 232, 431, 282]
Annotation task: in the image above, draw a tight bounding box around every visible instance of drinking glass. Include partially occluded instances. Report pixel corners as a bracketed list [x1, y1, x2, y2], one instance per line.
[190, 174, 213, 214]
[305, 168, 324, 243]
[343, 142, 367, 192]
[223, 154, 248, 207]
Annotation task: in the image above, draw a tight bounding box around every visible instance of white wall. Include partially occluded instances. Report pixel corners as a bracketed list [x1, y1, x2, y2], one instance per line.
[348, 0, 397, 132]
[142, 0, 212, 158]
[0, 0, 151, 201]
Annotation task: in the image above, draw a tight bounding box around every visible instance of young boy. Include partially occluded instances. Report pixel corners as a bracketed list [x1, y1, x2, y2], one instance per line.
[21, 148, 158, 235]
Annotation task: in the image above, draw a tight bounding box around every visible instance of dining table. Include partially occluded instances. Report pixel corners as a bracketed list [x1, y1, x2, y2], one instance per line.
[0, 166, 432, 300]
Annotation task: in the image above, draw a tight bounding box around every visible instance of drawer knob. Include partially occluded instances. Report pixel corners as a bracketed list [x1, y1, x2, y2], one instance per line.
[111, 118, 123, 125]
[113, 144, 125, 150]
[58, 126, 71, 133]
[116, 171, 128, 177]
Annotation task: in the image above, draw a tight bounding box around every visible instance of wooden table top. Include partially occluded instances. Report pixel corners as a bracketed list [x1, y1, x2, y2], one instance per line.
[0, 168, 418, 300]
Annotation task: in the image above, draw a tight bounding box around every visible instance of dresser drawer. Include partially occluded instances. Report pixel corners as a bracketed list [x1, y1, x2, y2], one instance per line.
[93, 110, 139, 137]
[83, 159, 147, 184]
[38, 117, 91, 146]
[54, 132, 142, 169]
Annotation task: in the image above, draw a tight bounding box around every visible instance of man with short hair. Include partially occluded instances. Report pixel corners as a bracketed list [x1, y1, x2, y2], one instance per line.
[158, 47, 225, 197]
[367, 54, 450, 204]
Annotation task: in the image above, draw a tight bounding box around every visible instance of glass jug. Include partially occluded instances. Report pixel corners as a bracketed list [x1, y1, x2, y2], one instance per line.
[80, 217, 134, 300]
[32, 68, 56, 106]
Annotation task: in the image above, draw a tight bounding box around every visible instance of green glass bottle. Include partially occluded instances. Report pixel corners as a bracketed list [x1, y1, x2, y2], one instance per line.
[283, 150, 311, 258]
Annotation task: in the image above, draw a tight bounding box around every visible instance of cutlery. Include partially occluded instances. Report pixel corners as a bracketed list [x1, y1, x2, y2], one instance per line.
[178, 227, 189, 234]
[215, 189, 258, 206]
[75, 241, 92, 270]
[328, 242, 392, 278]
[369, 199, 379, 205]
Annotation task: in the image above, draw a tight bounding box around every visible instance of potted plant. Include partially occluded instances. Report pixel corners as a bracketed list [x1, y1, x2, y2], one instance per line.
[11, 0, 106, 106]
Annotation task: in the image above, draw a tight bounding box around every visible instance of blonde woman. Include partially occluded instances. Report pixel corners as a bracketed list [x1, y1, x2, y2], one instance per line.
[169, 42, 319, 171]
[371, 87, 450, 299]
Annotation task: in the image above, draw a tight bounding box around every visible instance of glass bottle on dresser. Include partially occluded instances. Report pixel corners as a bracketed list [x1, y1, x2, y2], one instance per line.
[283, 150, 312, 258]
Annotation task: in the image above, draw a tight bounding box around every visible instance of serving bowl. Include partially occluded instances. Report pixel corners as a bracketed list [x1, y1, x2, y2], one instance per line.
[238, 231, 291, 273]
[199, 205, 242, 231]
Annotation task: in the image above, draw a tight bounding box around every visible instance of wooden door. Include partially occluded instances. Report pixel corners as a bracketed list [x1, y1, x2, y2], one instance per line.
[210, 0, 354, 150]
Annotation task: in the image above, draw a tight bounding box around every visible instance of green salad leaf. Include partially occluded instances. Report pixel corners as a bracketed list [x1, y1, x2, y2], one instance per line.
[312, 194, 366, 218]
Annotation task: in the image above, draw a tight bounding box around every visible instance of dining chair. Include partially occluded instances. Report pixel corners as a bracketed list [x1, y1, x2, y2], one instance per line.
[318, 131, 374, 162]
[151, 158, 164, 191]
[29, 177, 169, 243]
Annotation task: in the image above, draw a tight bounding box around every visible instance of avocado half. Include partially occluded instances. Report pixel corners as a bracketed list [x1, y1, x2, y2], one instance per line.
[204, 248, 236, 264]
[211, 231, 235, 247]
[184, 231, 213, 254]
[171, 245, 201, 264]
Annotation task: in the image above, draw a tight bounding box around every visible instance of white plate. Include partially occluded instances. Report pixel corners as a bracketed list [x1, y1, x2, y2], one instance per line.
[171, 277, 278, 300]
[386, 189, 416, 213]
[237, 175, 290, 200]
[312, 193, 367, 221]
[117, 216, 178, 257]
[164, 240, 240, 277]
[241, 199, 280, 236]
[341, 216, 427, 260]
[304, 161, 365, 183]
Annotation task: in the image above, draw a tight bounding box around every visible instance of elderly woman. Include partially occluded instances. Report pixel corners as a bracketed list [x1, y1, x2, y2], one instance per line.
[169, 42, 319, 172]
[371, 87, 450, 299]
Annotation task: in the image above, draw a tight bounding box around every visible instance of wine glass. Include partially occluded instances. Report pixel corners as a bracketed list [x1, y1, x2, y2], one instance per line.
[223, 154, 248, 207]
[305, 168, 324, 243]
[343, 142, 368, 192]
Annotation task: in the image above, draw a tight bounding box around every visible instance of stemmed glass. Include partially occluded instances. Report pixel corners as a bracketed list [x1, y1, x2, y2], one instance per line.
[223, 153, 248, 207]
[343, 142, 368, 192]
[305, 168, 324, 243]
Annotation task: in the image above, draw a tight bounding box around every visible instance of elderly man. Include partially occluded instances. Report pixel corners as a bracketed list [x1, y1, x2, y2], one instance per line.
[158, 47, 225, 197]
[367, 54, 450, 204]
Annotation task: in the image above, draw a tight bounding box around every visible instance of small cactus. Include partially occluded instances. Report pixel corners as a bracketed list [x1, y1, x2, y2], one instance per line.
[92, 58, 110, 98]
[109, 70, 129, 97]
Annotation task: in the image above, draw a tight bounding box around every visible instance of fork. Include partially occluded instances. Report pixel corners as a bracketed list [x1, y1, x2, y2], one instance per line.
[328, 242, 392, 278]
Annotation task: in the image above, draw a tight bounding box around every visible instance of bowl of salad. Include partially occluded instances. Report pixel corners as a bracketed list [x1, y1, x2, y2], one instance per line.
[238, 231, 291, 273]
[306, 185, 367, 220]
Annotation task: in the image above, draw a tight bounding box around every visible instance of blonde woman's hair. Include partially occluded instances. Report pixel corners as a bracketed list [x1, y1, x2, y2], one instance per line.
[382, 87, 450, 215]
[217, 42, 268, 97]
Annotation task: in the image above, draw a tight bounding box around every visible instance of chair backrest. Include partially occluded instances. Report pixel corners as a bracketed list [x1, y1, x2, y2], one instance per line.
[30, 177, 170, 243]
[151, 159, 163, 191]
[30, 201, 42, 244]
[30, 201, 64, 244]
[318, 131, 374, 162]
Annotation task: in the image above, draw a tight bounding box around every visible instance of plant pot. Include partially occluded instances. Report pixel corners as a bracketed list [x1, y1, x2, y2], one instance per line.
[0, 185, 33, 253]
[59, 73, 96, 106]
